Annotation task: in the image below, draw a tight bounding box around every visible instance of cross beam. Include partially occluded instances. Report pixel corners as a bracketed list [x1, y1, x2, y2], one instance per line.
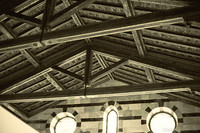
[93, 39, 200, 79]
[1, 6, 200, 52]
[1, 80, 200, 103]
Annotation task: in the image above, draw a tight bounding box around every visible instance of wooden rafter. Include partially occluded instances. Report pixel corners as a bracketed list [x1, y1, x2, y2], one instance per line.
[52, 66, 84, 81]
[120, 0, 156, 83]
[0, 41, 87, 94]
[0, 22, 64, 93]
[0, 22, 40, 67]
[91, 59, 128, 83]
[5, 5, 200, 52]
[93, 39, 199, 79]
[49, 0, 96, 27]
[5, 11, 41, 27]
[44, 73, 65, 91]
[1, 79, 200, 103]
[62, 0, 115, 81]
[160, 92, 200, 107]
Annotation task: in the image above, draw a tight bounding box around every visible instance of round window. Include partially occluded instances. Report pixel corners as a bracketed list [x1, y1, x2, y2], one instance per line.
[146, 107, 178, 133]
[150, 112, 176, 133]
[50, 112, 77, 133]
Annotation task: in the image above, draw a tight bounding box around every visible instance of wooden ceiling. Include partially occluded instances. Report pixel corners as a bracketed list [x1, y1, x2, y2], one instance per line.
[0, 0, 200, 118]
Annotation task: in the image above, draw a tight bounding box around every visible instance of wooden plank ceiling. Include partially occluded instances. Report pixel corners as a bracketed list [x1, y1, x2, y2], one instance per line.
[0, 0, 200, 118]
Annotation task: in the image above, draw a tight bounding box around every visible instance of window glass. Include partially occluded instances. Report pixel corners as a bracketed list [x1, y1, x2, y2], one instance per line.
[55, 117, 76, 133]
[150, 113, 176, 133]
[107, 110, 117, 133]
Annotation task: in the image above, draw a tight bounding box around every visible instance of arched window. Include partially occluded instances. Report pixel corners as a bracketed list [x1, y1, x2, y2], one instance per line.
[107, 110, 118, 133]
[103, 106, 119, 133]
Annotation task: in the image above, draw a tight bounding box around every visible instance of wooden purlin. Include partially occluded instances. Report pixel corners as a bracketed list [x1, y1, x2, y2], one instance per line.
[2, 79, 200, 103]
[92, 39, 199, 79]
[7, 5, 200, 52]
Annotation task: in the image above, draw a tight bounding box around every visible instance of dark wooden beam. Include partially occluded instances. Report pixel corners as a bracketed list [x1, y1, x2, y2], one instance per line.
[0, 41, 87, 94]
[1, 79, 200, 103]
[91, 59, 128, 82]
[93, 39, 200, 79]
[0, 0, 27, 15]
[5, 11, 41, 27]
[84, 46, 93, 87]
[41, 0, 56, 31]
[3, 5, 200, 52]
[0, 22, 40, 67]
[113, 73, 200, 107]
[49, 0, 96, 27]
[52, 66, 84, 81]
[62, 0, 115, 81]
[130, 0, 200, 7]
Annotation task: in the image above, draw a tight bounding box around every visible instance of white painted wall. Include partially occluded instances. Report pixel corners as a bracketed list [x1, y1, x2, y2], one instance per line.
[0, 106, 39, 133]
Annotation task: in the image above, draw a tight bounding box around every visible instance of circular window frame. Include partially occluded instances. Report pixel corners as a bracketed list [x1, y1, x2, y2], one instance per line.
[54, 116, 77, 133]
[148, 112, 177, 133]
[50, 112, 77, 133]
[146, 107, 178, 133]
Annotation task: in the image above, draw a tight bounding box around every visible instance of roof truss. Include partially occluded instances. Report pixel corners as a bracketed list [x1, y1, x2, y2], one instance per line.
[1, 79, 200, 103]
[2, 5, 200, 52]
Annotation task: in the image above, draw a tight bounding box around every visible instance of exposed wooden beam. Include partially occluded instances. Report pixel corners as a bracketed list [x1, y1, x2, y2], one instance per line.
[120, 0, 146, 56]
[93, 39, 199, 79]
[62, 0, 115, 81]
[41, 0, 56, 31]
[0, 22, 40, 67]
[52, 66, 84, 81]
[0, 0, 27, 15]
[49, 0, 96, 27]
[5, 11, 41, 27]
[120, 0, 156, 83]
[1, 79, 200, 103]
[0, 41, 87, 94]
[20, 49, 40, 67]
[84, 46, 93, 87]
[27, 101, 63, 117]
[0, 22, 17, 38]
[94, 54, 114, 80]
[44, 73, 65, 91]
[91, 59, 128, 82]
[160, 92, 200, 107]
[62, 0, 85, 26]
[130, 0, 200, 7]
[3, 5, 200, 52]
